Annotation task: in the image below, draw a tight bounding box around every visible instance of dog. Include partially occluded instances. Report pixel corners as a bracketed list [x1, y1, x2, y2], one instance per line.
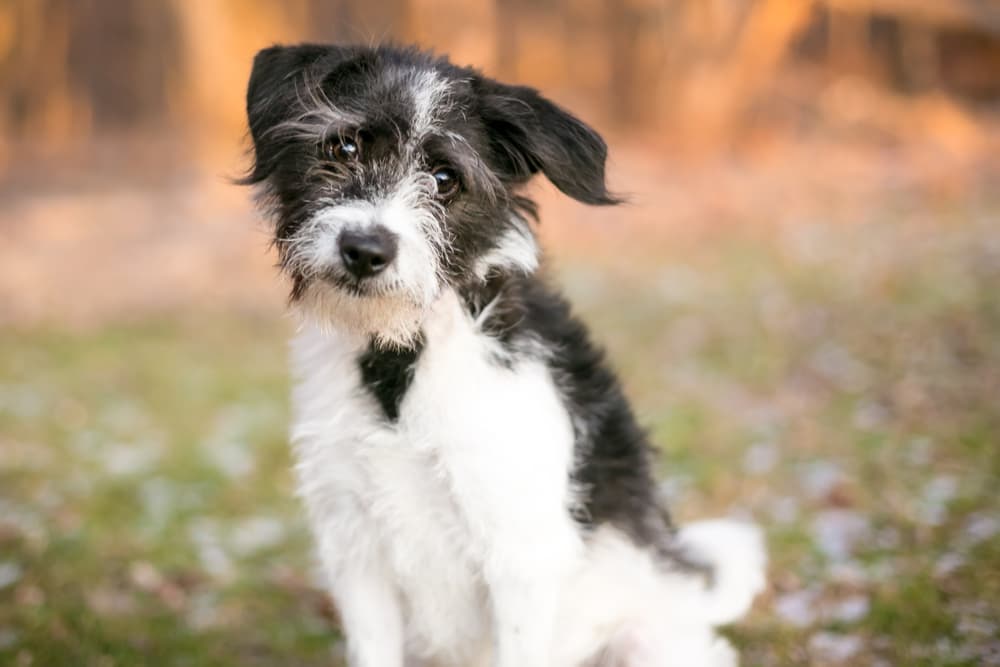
[242, 43, 765, 667]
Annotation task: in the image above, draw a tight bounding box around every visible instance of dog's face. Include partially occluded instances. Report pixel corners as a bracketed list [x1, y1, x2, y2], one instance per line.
[244, 44, 616, 345]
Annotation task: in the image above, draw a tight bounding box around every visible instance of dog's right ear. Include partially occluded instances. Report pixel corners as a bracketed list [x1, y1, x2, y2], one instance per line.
[476, 79, 621, 206]
[244, 44, 349, 183]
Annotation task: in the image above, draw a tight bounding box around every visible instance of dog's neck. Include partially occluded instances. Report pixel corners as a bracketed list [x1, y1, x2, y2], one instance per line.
[350, 269, 534, 353]
[350, 269, 538, 420]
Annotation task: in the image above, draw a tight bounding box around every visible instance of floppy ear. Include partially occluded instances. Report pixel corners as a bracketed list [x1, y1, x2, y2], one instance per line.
[244, 43, 350, 182]
[479, 81, 620, 205]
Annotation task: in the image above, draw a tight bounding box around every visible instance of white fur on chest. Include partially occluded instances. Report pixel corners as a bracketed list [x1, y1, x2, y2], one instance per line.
[289, 290, 580, 663]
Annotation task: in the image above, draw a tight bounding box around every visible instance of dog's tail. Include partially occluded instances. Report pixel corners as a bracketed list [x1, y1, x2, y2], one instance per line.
[675, 519, 767, 626]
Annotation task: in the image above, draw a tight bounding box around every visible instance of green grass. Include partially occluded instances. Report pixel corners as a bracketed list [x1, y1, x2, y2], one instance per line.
[1, 214, 998, 666]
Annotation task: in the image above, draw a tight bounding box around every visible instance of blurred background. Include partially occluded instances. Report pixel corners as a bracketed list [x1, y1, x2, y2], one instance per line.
[1, 1, 998, 665]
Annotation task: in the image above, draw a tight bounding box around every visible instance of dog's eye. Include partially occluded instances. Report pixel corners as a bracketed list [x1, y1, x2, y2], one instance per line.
[323, 135, 360, 162]
[432, 167, 460, 199]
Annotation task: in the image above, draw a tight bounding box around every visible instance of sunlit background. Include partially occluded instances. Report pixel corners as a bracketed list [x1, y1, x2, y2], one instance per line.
[1, 1, 998, 665]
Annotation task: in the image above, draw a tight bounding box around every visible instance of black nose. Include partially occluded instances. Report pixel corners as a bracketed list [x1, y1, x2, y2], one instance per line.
[338, 228, 398, 279]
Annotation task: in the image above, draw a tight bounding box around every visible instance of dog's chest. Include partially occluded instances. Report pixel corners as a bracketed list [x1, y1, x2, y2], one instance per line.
[290, 294, 577, 657]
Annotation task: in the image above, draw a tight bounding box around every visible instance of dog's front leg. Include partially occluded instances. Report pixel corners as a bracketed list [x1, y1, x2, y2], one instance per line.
[316, 530, 404, 667]
[442, 451, 576, 667]
[330, 566, 404, 667]
[451, 468, 578, 667]
[488, 554, 563, 667]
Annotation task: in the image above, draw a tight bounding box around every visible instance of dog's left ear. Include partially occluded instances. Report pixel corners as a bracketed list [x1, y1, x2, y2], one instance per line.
[478, 81, 620, 205]
[244, 43, 351, 182]
[247, 44, 329, 141]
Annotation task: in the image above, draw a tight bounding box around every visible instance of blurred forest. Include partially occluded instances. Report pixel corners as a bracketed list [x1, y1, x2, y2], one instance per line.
[1, 0, 999, 165]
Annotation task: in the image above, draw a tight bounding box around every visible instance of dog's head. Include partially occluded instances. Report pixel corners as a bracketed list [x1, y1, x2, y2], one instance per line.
[244, 44, 617, 346]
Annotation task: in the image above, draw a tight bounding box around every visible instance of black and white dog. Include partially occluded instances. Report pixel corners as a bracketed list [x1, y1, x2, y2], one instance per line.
[243, 44, 765, 667]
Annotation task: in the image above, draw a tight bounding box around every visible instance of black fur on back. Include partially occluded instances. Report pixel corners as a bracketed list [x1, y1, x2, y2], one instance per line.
[459, 273, 679, 555]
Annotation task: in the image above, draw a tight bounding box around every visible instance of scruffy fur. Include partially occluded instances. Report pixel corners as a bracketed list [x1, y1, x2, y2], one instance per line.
[243, 43, 766, 667]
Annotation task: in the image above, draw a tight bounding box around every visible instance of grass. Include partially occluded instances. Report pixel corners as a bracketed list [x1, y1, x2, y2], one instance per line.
[1, 212, 998, 666]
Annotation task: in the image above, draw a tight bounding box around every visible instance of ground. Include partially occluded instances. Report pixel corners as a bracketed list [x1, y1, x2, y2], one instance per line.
[0, 146, 998, 666]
